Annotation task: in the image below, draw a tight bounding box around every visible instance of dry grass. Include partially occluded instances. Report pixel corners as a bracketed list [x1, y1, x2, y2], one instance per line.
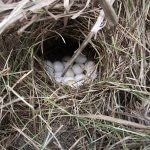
[0, 0, 150, 149]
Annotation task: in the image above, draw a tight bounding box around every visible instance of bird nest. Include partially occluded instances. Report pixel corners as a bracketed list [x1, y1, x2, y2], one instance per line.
[0, 0, 150, 149]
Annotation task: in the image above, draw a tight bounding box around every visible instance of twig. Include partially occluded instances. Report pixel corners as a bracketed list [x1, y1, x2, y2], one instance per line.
[107, 136, 131, 150]
[69, 136, 86, 150]
[13, 125, 40, 150]
[2, 70, 32, 100]
[0, 0, 57, 34]
[7, 85, 34, 110]
[17, 15, 38, 34]
[18, 0, 60, 34]
[62, 0, 117, 76]
[79, 114, 150, 130]
[62, 32, 94, 76]
[98, 0, 118, 27]
[41, 125, 64, 150]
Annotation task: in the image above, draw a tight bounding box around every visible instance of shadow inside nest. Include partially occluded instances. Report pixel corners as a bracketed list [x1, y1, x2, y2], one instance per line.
[36, 35, 97, 62]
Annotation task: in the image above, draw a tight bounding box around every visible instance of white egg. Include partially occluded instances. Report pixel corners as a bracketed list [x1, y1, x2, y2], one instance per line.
[62, 56, 71, 62]
[74, 76, 85, 87]
[84, 61, 95, 75]
[44, 60, 53, 68]
[63, 63, 72, 71]
[65, 80, 76, 87]
[63, 61, 68, 67]
[62, 77, 75, 83]
[86, 70, 98, 82]
[55, 77, 63, 83]
[75, 74, 85, 81]
[63, 62, 71, 69]
[85, 61, 95, 68]
[80, 64, 84, 69]
[74, 74, 85, 87]
[75, 54, 87, 64]
[72, 64, 83, 75]
[54, 72, 62, 78]
[74, 80, 84, 87]
[44, 60, 54, 75]
[91, 71, 98, 80]
[64, 69, 74, 77]
[53, 61, 64, 72]
[47, 69, 54, 76]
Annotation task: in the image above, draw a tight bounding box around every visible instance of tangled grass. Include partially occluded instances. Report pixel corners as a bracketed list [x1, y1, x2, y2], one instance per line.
[0, 0, 150, 149]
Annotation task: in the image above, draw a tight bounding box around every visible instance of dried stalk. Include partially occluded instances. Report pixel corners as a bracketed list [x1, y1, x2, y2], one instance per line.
[62, 0, 117, 76]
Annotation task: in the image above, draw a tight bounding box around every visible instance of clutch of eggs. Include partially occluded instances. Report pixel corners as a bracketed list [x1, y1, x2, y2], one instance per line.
[44, 54, 97, 88]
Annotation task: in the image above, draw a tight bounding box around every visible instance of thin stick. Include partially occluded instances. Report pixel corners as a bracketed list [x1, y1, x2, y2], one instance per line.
[62, 32, 94, 76]
[69, 136, 85, 150]
[99, 0, 118, 27]
[7, 85, 34, 110]
[79, 114, 150, 130]
[62, 0, 117, 76]
[18, 15, 38, 34]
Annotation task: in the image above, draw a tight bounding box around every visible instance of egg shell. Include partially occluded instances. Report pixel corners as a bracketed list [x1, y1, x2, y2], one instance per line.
[63, 61, 68, 67]
[86, 70, 98, 81]
[65, 80, 76, 87]
[72, 64, 83, 75]
[74, 80, 84, 87]
[53, 61, 64, 72]
[75, 74, 85, 81]
[44, 60, 54, 75]
[47, 69, 54, 76]
[55, 77, 63, 83]
[64, 69, 74, 77]
[84, 61, 95, 75]
[54, 72, 62, 78]
[62, 56, 71, 62]
[75, 54, 87, 64]
[91, 71, 98, 80]
[62, 77, 75, 83]
[44, 60, 53, 67]
[80, 64, 84, 69]
[85, 61, 95, 67]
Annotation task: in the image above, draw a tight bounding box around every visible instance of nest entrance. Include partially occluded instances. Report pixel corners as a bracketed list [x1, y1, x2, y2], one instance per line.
[36, 34, 97, 62]
[39, 37, 79, 62]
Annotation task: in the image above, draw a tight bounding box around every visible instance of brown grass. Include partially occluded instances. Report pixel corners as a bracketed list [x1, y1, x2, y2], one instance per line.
[0, 0, 150, 149]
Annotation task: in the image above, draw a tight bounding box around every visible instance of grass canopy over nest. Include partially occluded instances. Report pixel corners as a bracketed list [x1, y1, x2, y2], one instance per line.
[0, 0, 150, 149]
